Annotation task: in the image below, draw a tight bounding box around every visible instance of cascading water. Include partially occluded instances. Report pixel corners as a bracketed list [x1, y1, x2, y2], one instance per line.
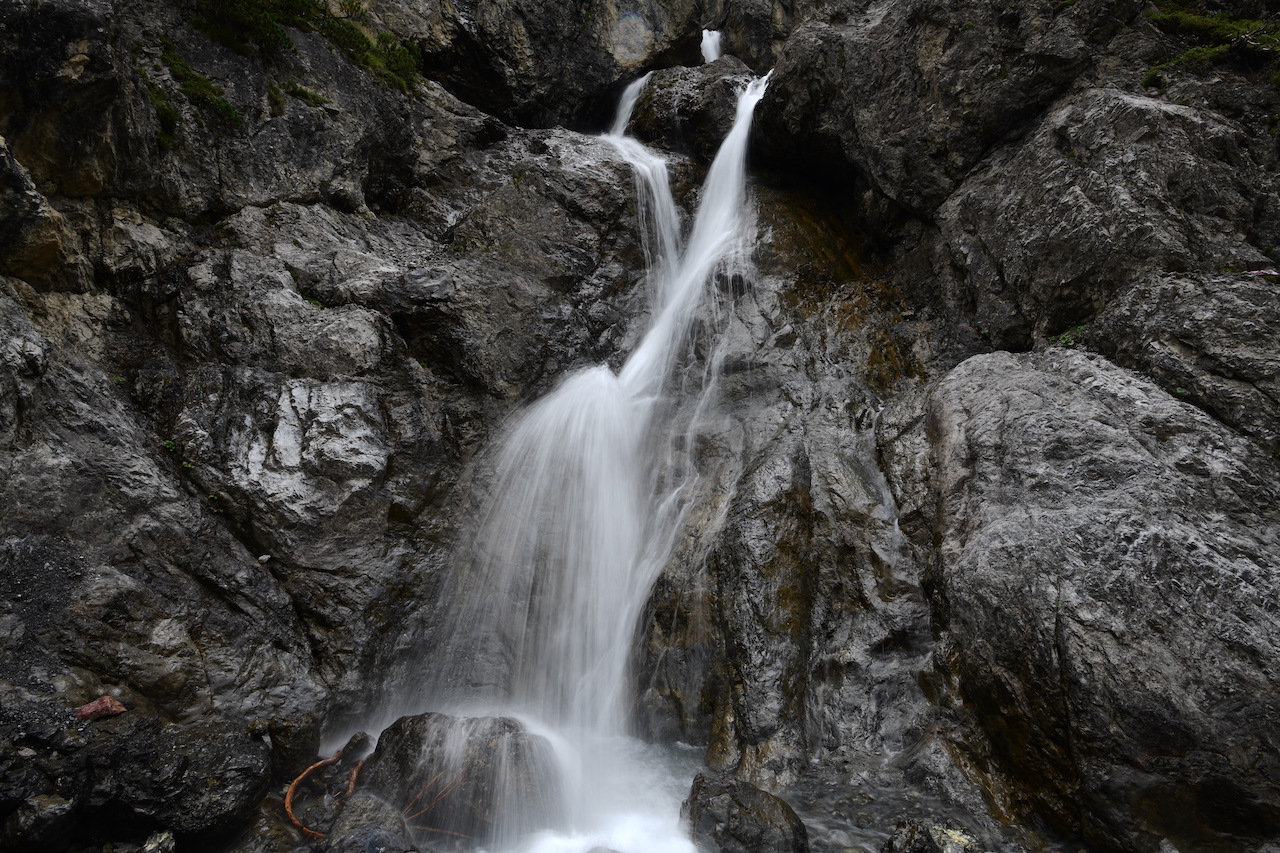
[410, 71, 770, 852]
[700, 29, 723, 63]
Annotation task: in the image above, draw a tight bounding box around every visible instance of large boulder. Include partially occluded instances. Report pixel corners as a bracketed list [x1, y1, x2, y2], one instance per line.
[627, 57, 757, 159]
[358, 712, 563, 847]
[0, 708, 271, 851]
[913, 348, 1280, 851]
[934, 86, 1277, 347]
[681, 773, 809, 853]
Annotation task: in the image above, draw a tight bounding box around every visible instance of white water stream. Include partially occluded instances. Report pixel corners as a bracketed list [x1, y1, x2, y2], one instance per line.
[413, 71, 770, 853]
[700, 29, 723, 63]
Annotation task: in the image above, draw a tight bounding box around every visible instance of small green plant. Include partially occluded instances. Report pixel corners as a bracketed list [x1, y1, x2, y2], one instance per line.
[1048, 324, 1089, 348]
[1175, 386, 1190, 395]
[141, 68, 183, 149]
[284, 80, 329, 107]
[1144, 0, 1280, 86]
[268, 83, 287, 116]
[161, 38, 243, 129]
[192, 0, 421, 90]
[162, 439, 177, 451]
[304, 296, 325, 308]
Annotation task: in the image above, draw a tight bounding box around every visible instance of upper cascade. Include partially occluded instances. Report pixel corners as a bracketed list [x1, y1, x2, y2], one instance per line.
[700, 29, 723, 63]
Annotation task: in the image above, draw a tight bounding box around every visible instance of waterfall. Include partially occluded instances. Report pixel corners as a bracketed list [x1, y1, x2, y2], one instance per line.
[700, 29, 723, 63]
[414, 71, 770, 852]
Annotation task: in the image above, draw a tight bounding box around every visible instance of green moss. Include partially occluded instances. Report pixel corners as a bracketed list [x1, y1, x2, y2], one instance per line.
[141, 69, 183, 150]
[1047, 324, 1089, 349]
[160, 38, 243, 129]
[1145, 1, 1280, 84]
[284, 80, 328, 106]
[192, 0, 421, 90]
[268, 82, 287, 116]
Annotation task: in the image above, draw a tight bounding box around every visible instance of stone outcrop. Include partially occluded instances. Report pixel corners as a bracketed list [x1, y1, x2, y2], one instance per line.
[681, 773, 809, 853]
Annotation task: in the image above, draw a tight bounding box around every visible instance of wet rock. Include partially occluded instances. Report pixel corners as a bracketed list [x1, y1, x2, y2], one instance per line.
[0, 794, 76, 852]
[880, 821, 981, 853]
[634, 181, 971, 802]
[680, 773, 809, 853]
[323, 792, 417, 853]
[0, 709, 272, 850]
[409, 0, 707, 127]
[919, 349, 1280, 851]
[325, 824, 419, 853]
[629, 58, 756, 159]
[80, 717, 272, 838]
[358, 713, 563, 847]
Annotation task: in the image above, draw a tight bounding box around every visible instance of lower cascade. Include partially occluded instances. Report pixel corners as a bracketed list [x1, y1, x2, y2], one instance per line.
[380, 73, 771, 851]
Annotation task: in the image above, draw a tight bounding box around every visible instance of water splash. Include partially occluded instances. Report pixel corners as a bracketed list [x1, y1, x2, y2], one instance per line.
[413, 71, 770, 852]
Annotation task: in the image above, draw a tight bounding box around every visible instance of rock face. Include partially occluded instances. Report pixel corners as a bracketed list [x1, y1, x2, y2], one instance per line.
[757, 0, 1147, 216]
[1093, 272, 1280, 454]
[681, 773, 809, 853]
[911, 349, 1280, 851]
[1, 0, 1279, 851]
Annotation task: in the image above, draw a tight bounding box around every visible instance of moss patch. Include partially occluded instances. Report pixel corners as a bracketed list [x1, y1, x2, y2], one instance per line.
[284, 80, 328, 107]
[161, 37, 243, 129]
[1144, 0, 1280, 86]
[192, 0, 421, 90]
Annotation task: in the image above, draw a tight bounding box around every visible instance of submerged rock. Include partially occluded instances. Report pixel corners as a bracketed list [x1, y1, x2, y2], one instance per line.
[323, 792, 417, 853]
[358, 712, 562, 847]
[681, 772, 809, 853]
[879, 821, 984, 853]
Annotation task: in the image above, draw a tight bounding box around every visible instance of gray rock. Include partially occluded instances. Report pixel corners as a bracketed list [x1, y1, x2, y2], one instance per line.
[629, 58, 757, 159]
[917, 349, 1280, 850]
[680, 773, 809, 853]
[323, 793, 418, 853]
[757, 0, 1146, 216]
[1092, 272, 1280, 454]
[880, 822, 981, 853]
[409, 0, 708, 127]
[935, 87, 1277, 347]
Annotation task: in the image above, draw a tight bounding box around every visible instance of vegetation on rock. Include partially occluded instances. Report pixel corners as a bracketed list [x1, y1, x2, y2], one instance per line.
[192, 0, 421, 90]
